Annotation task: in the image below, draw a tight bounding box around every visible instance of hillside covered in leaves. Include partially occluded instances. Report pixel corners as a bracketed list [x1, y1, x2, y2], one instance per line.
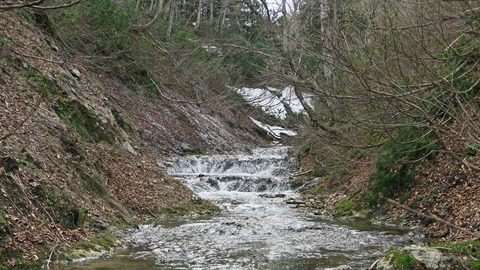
[2, 0, 480, 268]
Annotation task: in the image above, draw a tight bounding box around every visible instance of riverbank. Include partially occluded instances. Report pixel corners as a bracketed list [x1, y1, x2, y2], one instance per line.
[0, 10, 265, 268]
[294, 136, 480, 268]
[50, 147, 420, 270]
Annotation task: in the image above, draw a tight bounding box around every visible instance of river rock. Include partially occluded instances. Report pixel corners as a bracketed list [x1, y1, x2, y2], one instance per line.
[70, 67, 81, 78]
[259, 193, 286, 198]
[323, 265, 352, 270]
[371, 244, 452, 269]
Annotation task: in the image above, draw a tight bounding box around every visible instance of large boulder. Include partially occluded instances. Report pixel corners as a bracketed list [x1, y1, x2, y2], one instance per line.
[371, 244, 453, 269]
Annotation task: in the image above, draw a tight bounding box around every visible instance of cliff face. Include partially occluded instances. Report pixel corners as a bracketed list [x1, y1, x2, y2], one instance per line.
[0, 11, 266, 268]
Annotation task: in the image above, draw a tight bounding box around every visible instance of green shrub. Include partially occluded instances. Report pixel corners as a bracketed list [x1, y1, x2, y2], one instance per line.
[466, 143, 477, 156]
[367, 126, 437, 206]
[394, 252, 414, 269]
[433, 241, 480, 269]
[222, 49, 266, 81]
[334, 199, 354, 216]
[81, 0, 135, 52]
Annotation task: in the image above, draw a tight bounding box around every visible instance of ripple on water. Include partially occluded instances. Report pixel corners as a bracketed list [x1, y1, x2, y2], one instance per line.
[56, 147, 421, 270]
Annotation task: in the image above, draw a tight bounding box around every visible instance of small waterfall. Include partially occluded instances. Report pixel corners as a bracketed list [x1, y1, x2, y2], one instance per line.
[57, 146, 421, 270]
[168, 146, 298, 193]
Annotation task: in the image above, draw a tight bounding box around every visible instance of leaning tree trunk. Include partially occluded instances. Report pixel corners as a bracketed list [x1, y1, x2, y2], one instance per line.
[132, 0, 164, 31]
[209, 0, 214, 23]
[167, 0, 175, 37]
[217, 0, 229, 28]
[194, 0, 205, 30]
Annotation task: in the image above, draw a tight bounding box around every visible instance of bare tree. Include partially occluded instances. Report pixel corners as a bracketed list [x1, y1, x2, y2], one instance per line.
[132, 0, 165, 31]
[166, 0, 175, 37]
[0, 0, 86, 11]
[242, 0, 480, 171]
[217, 0, 229, 28]
[194, 0, 205, 30]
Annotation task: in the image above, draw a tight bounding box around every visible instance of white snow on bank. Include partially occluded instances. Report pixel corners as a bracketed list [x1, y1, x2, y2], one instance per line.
[250, 117, 297, 139]
[232, 86, 312, 120]
[201, 44, 220, 53]
[270, 86, 305, 114]
[234, 87, 287, 119]
[230, 85, 313, 138]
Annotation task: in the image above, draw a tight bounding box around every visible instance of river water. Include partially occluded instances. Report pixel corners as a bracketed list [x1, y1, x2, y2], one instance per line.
[57, 147, 420, 270]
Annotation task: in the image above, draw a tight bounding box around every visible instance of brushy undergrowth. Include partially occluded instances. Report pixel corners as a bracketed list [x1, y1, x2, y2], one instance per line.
[364, 126, 437, 207]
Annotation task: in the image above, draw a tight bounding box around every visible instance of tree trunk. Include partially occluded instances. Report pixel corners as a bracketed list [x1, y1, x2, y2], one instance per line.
[217, 0, 229, 28]
[233, 2, 240, 25]
[149, 0, 155, 12]
[167, 0, 175, 37]
[135, 0, 141, 11]
[209, 0, 214, 23]
[194, 0, 205, 30]
[320, 0, 333, 79]
[132, 0, 164, 31]
[282, 0, 289, 51]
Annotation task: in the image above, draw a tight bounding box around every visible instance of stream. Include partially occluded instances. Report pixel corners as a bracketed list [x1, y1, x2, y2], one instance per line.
[57, 146, 420, 269]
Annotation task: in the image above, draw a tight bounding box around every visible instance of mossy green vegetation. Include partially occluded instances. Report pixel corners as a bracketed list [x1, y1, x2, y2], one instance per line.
[80, 0, 135, 54]
[334, 199, 354, 217]
[0, 250, 42, 270]
[385, 248, 415, 270]
[74, 164, 109, 198]
[35, 186, 89, 229]
[23, 67, 63, 101]
[54, 99, 115, 144]
[59, 229, 128, 262]
[364, 126, 437, 207]
[21, 64, 121, 145]
[154, 200, 221, 216]
[432, 241, 480, 269]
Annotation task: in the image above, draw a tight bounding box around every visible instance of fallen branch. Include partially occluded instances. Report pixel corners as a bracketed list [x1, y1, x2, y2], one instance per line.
[387, 199, 480, 240]
[9, 173, 66, 241]
[149, 75, 200, 104]
[295, 169, 312, 177]
[0, 0, 85, 11]
[146, 208, 157, 218]
[30, 0, 86, 10]
[367, 258, 381, 270]
[0, 0, 44, 11]
[12, 50, 64, 64]
[0, 98, 41, 142]
[223, 43, 277, 58]
[46, 244, 57, 270]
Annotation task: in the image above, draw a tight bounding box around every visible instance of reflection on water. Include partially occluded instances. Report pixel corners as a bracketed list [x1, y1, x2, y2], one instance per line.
[56, 147, 420, 270]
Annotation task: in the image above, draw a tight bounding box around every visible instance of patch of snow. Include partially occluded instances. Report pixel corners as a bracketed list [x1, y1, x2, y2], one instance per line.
[201, 44, 220, 54]
[234, 86, 287, 119]
[231, 86, 313, 120]
[250, 117, 297, 139]
[276, 86, 313, 114]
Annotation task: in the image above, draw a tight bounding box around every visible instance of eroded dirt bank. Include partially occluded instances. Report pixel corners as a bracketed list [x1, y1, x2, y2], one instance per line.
[0, 10, 268, 268]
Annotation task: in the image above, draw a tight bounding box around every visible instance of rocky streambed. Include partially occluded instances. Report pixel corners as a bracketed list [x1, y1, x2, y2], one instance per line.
[56, 147, 425, 269]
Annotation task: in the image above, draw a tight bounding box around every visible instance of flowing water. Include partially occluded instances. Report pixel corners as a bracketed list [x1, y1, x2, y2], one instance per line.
[57, 147, 420, 270]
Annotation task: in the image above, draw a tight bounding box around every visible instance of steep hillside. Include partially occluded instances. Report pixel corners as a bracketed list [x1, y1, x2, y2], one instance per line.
[0, 10, 272, 268]
[296, 119, 480, 243]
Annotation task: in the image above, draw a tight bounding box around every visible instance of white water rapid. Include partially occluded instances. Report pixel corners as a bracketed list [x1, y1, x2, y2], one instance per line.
[57, 146, 420, 270]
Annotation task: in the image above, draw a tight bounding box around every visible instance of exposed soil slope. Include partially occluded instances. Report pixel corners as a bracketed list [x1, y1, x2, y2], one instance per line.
[0, 10, 268, 268]
[299, 127, 480, 243]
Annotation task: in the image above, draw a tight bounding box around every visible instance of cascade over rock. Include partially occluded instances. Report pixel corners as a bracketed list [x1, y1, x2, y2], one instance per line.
[168, 146, 298, 193]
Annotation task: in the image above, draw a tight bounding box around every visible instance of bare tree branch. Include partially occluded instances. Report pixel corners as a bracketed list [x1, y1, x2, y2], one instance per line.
[0, 0, 44, 11]
[0, 0, 86, 11]
[0, 98, 41, 142]
[388, 199, 480, 240]
[30, 0, 86, 10]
